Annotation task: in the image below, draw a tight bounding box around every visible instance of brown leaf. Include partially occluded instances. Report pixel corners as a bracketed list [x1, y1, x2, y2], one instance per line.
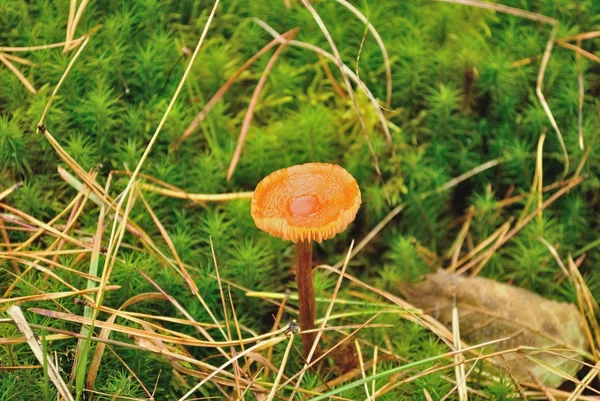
[398, 269, 589, 388]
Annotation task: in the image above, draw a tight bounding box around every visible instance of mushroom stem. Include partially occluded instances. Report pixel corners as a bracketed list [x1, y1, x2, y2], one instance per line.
[296, 239, 317, 354]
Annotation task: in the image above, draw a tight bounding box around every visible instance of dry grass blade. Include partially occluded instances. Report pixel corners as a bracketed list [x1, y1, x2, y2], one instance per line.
[0, 53, 36, 93]
[209, 237, 242, 397]
[532, 131, 546, 225]
[226, 29, 297, 181]
[61, 14, 223, 390]
[452, 299, 467, 401]
[467, 222, 510, 277]
[311, 354, 393, 394]
[500, 355, 529, 400]
[323, 264, 437, 319]
[0, 182, 23, 203]
[567, 256, 600, 353]
[567, 360, 600, 401]
[527, 368, 558, 401]
[67, 0, 90, 52]
[39, 36, 90, 124]
[422, 159, 502, 197]
[354, 339, 371, 399]
[0, 35, 88, 52]
[1, 321, 259, 390]
[265, 333, 294, 401]
[446, 211, 472, 271]
[281, 312, 386, 394]
[536, 26, 569, 177]
[0, 53, 35, 66]
[0, 365, 41, 371]
[435, 0, 567, 176]
[433, 0, 557, 24]
[300, 0, 388, 201]
[138, 192, 203, 311]
[333, 204, 405, 269]
[132, 266, 232, 362]
[371, 346, 378, 401]
[262, 293, 289, 380]
[7, 305, 75, 401]
[64, 0, 77, 52]
[175, 28, 299, 149]
[140, 182, 253, 203]
[96, 2, 221, 330]
[537, 237, 571, 279]
[334, 157, 502, 270]
[320, 54, 347, 98]
[519, 352, 600, 395]
[557, 40, 600, 64]
[57, 167, 153, 244]
[254, 18, 393, 153]
[576, 38, 585, 150]
[178, 335, 287, 401]
[0, 214, 21, 274]
[0, 285, 119, 306]
[0, 202, 90, 249]
[0, 333, 71, 345]
[335, 0, 392, 109]
[454, 176, 582, 274]
[315, 339, 511, 401]
[560, 31, 600, 42]
[511, 55, 540, 67]
[87, 293, 173, 390]
[104, 345, 154, 399]
[30, 307, 286, 348]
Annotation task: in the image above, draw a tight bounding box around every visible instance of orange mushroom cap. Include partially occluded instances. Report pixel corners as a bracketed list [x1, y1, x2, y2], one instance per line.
[251, 163, 361, 243]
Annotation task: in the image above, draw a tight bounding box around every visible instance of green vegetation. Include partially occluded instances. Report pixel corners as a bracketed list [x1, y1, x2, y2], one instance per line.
[1, 0, 600, 399]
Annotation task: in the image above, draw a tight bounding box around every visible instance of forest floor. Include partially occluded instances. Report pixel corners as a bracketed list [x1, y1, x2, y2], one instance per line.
[1, 0, 600, 400]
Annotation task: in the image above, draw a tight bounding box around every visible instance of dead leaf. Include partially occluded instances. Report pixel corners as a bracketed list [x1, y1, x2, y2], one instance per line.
[398, 269, 589, 388]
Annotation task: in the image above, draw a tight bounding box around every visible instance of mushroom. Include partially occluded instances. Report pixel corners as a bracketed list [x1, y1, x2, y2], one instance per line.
[251, 163, 361, 353]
